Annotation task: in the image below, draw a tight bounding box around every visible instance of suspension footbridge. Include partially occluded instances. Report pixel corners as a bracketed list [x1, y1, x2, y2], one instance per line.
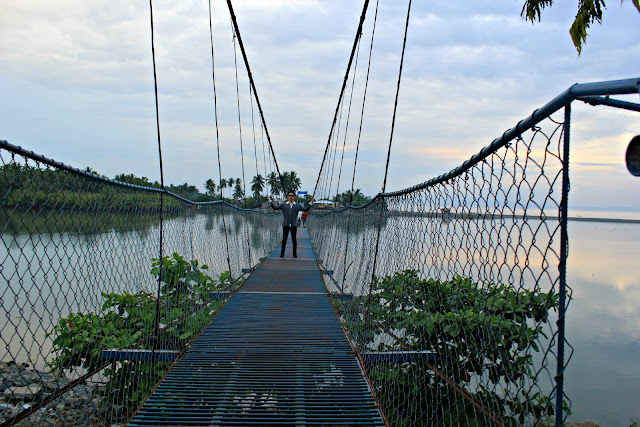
[128, 229, 385, 426]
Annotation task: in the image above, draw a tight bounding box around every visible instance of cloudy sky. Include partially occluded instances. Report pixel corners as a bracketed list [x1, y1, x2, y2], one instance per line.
[1, 0, 639, 213]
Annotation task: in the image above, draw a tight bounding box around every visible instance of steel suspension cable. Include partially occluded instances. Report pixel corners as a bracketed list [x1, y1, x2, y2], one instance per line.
[249, 84, 262, 205]
[149, 0, 165, 364]
[261, 120, 269, 203]
[364, 4, 504, 423]
[325, 89, 347, 202]
[334, 36, 362, 204]
[208, 0, 234, 286]
[231, 23, 248, 202]
[340, 0, 379, 294]
[230, 20, 252, 267]
[381, 0, 411, 194]
[312, 0, 370, 200]
[367, 0, 413, 348]
[350, 0, 379, 204]
[369, 0, 412, 296]
[225, 0, 286, 195]
[0, 27, 174, 419]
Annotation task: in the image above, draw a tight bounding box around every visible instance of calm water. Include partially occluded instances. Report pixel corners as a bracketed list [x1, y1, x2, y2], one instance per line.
[0, 212, 638, 425]
[0, 209, 277, 372]
[563, 219, 640, 426]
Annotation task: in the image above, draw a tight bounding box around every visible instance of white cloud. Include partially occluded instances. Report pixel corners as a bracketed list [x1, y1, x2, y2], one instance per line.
[1, 0, 638, 209]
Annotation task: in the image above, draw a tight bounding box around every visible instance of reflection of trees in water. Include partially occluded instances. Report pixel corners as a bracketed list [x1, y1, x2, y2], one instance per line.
[313, 211, 559, 299]
[250, 224, 264, 249]
[0, 208, 186, 237]
[313, 208, 389, 236]
[233, 216, 243, 234]
[205, 214, 216, 231]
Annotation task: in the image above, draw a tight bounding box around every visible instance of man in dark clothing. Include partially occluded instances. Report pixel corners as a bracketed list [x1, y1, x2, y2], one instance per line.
[267, 191, 313, 258]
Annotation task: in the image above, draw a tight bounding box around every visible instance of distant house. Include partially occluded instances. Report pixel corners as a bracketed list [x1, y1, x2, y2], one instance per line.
[314, 200, 344, 209]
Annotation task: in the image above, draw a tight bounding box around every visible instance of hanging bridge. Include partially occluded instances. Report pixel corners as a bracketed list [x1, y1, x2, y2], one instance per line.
[128, 229, 386, 426]
[1, 0, 640, 426]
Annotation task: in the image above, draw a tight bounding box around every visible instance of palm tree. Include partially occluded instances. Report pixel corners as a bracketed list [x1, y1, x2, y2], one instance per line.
[227, 178, 235, 198]
[219, 178, 228, 198]
[251, 174, 265, 199]
[279, 170, 301, 195]
[281, 171, 292, 194]
[204, 179, 217, 196]
[335, 188, 369, 206]
[233, 180, 244, 200]
[350, 189, 364, 205]
[288, 170, 302, 193]
[266, 172, 279, 197]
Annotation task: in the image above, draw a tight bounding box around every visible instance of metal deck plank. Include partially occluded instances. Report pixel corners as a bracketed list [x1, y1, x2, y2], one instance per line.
[129, 228, 385, 426]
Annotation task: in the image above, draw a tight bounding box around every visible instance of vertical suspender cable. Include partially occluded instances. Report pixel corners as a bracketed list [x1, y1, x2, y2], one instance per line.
[312, 0, 370, 200]
[149, 0, 165, 364]
[261, 121, 269, 203]
[334, 37, 362, 203]
[365, 5, 508, 422]
[381, 0, 411, 194]
[326, 92, 346, 202]
[350, 0, 378, 203]
[231, 24, 249, 205]
[249, 84, 261, 206]
[226, 0, 286, 195]
[369, 0, 412, 302]
[208, 0, 234, 287]
[340, 0, 380, 293]
[231, 22, 252, 269]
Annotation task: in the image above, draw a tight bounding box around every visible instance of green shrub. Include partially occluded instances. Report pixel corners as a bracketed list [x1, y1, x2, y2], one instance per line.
[339, 270, 565, 426]
[47, 253, 229, 422]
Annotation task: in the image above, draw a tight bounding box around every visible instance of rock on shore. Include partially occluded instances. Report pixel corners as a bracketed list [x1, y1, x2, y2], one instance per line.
[1, 361, 123, 426]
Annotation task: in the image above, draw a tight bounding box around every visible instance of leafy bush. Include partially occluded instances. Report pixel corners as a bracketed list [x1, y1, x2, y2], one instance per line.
[47, 253, 229, 422]
[339, 270, 564, 426]
[151, 252, 225, 297]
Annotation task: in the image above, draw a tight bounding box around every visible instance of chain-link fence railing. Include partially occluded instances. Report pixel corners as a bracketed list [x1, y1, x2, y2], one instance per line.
[308, 78, 640, 426]
[0, 140, 280, 426]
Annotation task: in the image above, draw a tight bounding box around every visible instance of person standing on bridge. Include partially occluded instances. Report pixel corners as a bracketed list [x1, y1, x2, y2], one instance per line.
[267, 191, 313, 258]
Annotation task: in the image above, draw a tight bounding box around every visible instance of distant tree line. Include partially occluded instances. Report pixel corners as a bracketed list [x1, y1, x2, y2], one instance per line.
[0, 164, 183, 212]
[333, 189, 371, 207]
[2, 162, 373, 212]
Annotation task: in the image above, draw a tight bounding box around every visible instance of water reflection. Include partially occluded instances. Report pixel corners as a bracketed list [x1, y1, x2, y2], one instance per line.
[0, 207, 280, 370]
[1, 208, 637, 425]
[565, 221, 640, 426]
[312, 213, 639, 426]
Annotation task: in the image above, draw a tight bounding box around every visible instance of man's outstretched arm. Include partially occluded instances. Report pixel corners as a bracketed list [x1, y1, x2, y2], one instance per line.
[301, 198, 315, 212]
[267, 195, 282, 210]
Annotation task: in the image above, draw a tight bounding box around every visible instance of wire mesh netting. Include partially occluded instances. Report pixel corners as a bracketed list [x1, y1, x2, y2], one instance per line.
[309, 112, 572, 426]
[0, 141, 280, 426]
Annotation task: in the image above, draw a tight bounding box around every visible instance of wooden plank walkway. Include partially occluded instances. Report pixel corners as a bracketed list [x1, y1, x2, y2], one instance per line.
[128, 228, 386, 426]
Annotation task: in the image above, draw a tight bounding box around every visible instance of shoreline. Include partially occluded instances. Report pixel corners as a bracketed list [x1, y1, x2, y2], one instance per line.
[388, 211, 640, 224]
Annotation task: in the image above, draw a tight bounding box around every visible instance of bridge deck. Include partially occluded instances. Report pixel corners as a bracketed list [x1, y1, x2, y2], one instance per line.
[128, 228, 386, 426]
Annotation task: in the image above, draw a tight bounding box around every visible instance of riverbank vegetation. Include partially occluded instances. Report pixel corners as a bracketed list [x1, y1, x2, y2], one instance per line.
[2, 162, 376, 214]
[46, 253, 232, 423]
[1, 163, 318, 211]
[336, 270, 566, 426]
